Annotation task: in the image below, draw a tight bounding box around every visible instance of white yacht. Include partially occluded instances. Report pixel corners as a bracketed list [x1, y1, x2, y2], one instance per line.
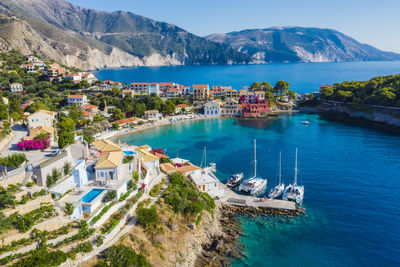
[226, 173, 244, 187]
[238, 139, 267, 195]
[301, 120, 310, 125]
[283, 148, 304, 204]
[268, 151, 285, 199]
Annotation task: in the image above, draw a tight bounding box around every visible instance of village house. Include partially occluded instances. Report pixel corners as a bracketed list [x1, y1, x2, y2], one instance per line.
[242, 102, 269, 118]
[112, 117, 138, 128]
[180, 86, 191, 97]
[27, 55, 40, 62]
[159, 82, 180, 92]
[135, 146, 162, 192]
[45, 63, 66, 81]
[9, 83, 23, 93]
[144, 110, 163, 120]
[122, 89, 136, 98]
[165, 88, 181, 98]
[82, 73, 97, 84]
[68, 95, 88, 106]
[222, 98, 242, 116]
[160, 160, 201, 177]
[204, 100, 221, 116]
[32, 61, 46, 69]
[130, 83, 160, 95]
[193, 84, 210, 99]
[175, 104, 192, 114]
[82, 103, 99, 115]
[27, 110, 56, 130]
[22, 64, 36, 73]
[64, 73, 82, 84]
[189, 168, 224, 198]
[224, 88, 240, 99]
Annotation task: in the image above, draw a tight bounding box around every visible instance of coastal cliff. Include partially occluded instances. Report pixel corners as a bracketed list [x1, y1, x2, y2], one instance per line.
[318, 103, 400, 127]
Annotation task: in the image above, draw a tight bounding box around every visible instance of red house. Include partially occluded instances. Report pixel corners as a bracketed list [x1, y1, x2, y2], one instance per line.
[242, 102, 269, 118]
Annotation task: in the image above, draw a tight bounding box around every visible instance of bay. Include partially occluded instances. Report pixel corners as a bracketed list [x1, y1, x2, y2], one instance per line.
[96, 61, 400, 93]
[113, 114, 400, 266]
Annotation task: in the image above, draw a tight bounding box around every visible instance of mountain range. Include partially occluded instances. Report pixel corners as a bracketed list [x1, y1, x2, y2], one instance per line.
[0, 0, 398, 70]
[206, 27, 400, 63]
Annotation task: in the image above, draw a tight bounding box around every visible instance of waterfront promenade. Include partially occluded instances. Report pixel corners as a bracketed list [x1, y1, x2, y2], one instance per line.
[217, 180, 296, 211]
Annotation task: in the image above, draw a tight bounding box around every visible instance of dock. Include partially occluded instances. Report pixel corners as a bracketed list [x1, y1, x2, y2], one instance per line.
[217, 180, 297, 211]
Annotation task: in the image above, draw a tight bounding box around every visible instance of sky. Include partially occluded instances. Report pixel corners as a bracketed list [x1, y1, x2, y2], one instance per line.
[68, 0, 400, 53]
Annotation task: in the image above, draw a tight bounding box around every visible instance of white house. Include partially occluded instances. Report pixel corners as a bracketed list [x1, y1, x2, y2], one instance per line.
[9, 83, 23, 93]
[144, 110, 163, 120]
[68, 95, 88, 106]
[64, 74, 82, 84]
[95, 151, 123, 184]
[22, 64, 36, 73]
[130, 83, 160, 96]
[175, 104, 192, 114]
[204, 100, 221, 116]
[82, 73, 97, 84]
[189, 168, 224, 198]
[27, 110, 56, 130]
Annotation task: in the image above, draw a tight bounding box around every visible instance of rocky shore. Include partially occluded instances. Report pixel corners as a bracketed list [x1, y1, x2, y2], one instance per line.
[195, 204, 304, 266]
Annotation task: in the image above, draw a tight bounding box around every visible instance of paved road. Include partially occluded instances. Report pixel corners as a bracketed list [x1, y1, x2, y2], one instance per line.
[0, 124, 59, 166]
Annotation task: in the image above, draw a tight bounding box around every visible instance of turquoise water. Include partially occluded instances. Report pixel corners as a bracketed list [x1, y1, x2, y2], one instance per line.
[96, 61, 400, 93]
[115, 114, 400, 266]
[81, 188, 104, 203]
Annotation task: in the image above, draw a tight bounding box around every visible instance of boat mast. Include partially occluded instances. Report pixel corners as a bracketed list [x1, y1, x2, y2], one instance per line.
[254, 139, 257, 177]
[279, 151, 282, 185]
[200, 146, 206, 168]
[294, 148, 298, 185]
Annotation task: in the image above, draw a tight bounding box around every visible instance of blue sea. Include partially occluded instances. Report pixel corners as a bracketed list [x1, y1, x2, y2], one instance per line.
[114, 115, 400, 266]
[105, 62, 400, 266]
[96, 61, 400, 93]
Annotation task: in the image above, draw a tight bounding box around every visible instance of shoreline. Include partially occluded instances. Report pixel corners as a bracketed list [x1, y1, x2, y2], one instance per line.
[105, 109, 299, 141]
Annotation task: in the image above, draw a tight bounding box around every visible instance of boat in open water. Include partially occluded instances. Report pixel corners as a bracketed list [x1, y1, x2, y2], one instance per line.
[283, 148, 304, 204]
[226, 173, 244, 187]
[238, 139, 267, 195]
[268, 151, 285, 199]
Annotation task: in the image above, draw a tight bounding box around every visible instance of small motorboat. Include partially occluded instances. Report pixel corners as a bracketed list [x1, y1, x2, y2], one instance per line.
[301, 120, 310, 125]
[163, 131, 168, 135]
[226, 173, 244, 187]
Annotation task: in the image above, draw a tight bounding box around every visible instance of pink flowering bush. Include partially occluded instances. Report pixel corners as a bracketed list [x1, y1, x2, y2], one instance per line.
[152, 148, 165, 155]
[17, 136, 50, 151]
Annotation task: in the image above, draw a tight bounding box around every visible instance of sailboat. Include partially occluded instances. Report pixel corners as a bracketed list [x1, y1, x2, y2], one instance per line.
[226, 173, 244, 187]
[200, 147, 217, 172]
[238, 139, 267, 195]
[268, 151, 285, 199]
[283, 148, 304, 204]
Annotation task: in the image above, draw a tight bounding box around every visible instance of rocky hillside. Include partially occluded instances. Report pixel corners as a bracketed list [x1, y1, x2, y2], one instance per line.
[0, 0, 250, 69]
[206, 27, 400, 63]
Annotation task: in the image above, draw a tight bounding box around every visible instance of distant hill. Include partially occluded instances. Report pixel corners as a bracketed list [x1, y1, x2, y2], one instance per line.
[206, 27, 400, 63]
[0, 0, 250, 69]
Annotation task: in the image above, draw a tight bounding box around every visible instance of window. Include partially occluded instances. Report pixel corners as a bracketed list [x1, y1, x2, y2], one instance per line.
[99, 172, 104, 178]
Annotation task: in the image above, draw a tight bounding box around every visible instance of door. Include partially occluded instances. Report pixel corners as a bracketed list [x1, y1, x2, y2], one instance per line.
[202, 185, 205, 191]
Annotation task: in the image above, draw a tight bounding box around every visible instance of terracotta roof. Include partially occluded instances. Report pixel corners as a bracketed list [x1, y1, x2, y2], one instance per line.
[320, 85, 333, 88]
[96, 151, 123, 169]
[82, 104, 98, 109]
[112, 117, 138, 125]
[92, 139, 121, 152]
[28, 109, 55, 118]
[177, 162, 201, 174]
[193, 84, 209, 89]
[82, 110, 92, 116]
[68, 95, 85, 99]
[150, 151, 169, 159]
[167, 88, 179, 92]
[160, 163, 176, 173]
[130, 83, 158, 85]
[10, 83, 22, 86]
[144, 110, 159, 114]
[176, 104, 190, 108]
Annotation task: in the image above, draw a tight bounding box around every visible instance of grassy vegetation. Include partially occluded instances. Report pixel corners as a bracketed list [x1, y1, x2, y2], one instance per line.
[0, 153, 28, 169]
[96, 244, 149, 267]
[90, 203, 115, 225]
[162, 172, 215, 218]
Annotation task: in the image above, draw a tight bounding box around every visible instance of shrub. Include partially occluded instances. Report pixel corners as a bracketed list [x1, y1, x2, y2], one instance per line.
[46, 168, 62, 188]
[65, 203, 74, 215]
[0, 153, 28, 169]
[119, 192, 130, 202]
[149, 184, 161, 197]
[74, 241, 93, 253]
[96, 235, 104, 247]
[90, 203, 114, 225]
[98, 244, 149, 267]
[132, 171, 139, 182]
[122, 155, 134, 164]
[26, 182, 35, 187]
[127, 180, 136, 191]
[63, 162, 71, 176]
[0, 188, 15, 209]
[17, 136, 50, 151]
[104, 190, 116, 202]
[136, 206, 160, 232]
[12, 248, 67, 266]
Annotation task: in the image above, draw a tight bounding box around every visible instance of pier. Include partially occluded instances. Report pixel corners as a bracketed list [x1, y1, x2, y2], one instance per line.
[217, 181, 297, 211]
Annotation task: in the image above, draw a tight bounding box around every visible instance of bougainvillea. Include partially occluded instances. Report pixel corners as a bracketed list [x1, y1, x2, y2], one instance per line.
[17, 136, 50, 151]
[152, 148, 165, 155]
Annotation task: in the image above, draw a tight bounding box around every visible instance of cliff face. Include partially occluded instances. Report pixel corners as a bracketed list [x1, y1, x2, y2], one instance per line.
[322, 103, 400, 127]
[206, 27, 400, 63]
[0, 0, 250, 70]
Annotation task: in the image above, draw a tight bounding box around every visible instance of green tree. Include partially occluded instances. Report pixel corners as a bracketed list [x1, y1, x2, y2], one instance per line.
[135, 103, 146, 117]
[162, 100, 175, 115]
[274, 80, 290, 96]
[69, 104, 83, 124]
[111, 108, 125, 121]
